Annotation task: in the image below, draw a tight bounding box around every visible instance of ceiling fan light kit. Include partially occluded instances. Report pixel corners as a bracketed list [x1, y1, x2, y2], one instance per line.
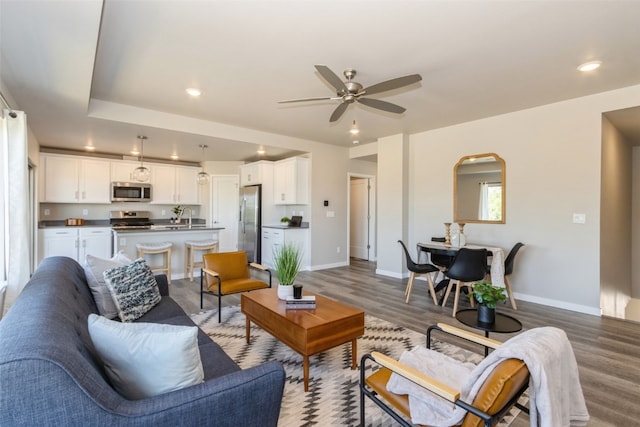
[278, 65, 422, 123]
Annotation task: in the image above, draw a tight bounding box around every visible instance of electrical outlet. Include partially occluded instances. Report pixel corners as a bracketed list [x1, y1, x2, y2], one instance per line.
[44, 209, 50, 216]
[337, 246, 341, 254]
[326, 211, 335, 218]
[572, 213, 586, 224]
[161, 209, 166, 216]
[82, 209, 88, 216]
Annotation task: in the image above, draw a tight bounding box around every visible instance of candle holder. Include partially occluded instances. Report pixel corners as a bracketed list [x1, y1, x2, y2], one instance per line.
[444, 222, 452, 246]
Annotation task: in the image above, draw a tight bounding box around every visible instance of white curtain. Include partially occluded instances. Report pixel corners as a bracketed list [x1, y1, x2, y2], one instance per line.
[478, 182, 489, 220]
[1, 109, 30, 315]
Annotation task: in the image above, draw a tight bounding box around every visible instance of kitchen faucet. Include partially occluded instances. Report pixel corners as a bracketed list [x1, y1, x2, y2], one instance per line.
[182, 207, 193, 228]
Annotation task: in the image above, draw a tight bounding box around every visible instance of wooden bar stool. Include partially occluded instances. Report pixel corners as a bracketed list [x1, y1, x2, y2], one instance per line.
[184, 239, 219, 282]
[136, 242, 173, 284]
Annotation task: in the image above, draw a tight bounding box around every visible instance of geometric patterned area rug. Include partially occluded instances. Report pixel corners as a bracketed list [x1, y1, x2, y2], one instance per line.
[190, 306, 526, 427]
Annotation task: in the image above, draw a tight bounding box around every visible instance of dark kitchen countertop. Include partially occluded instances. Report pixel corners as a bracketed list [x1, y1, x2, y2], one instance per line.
[263, 222, 309, 229]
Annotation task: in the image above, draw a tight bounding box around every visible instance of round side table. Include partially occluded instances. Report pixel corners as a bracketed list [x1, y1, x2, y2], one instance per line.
[455, 308, 522, 355]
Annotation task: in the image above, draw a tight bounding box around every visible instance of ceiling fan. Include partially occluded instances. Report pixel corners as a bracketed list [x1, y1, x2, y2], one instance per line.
[278, 65, 422, 122]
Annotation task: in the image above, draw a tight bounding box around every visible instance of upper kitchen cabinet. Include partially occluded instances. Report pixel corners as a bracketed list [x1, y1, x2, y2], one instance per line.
[150, 164, 200, 205]
[240, 160, 273, 187]
[40, 154, 111, 203]
[273, 157, 309, 205]
[110, 160, 142, 183]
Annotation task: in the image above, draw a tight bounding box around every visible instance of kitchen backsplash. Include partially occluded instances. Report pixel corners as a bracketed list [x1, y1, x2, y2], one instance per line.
[39, 203, 202, 222]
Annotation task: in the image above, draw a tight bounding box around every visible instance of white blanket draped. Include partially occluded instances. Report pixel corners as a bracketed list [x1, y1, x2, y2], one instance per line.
[387, 327, 589, 426]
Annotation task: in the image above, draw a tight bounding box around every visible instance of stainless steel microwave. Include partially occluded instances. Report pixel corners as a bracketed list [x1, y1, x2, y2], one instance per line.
[111, 182, 152, 202]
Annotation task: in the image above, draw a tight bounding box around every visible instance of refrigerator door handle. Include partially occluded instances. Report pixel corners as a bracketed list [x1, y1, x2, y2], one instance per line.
[240, 198, 246, 233]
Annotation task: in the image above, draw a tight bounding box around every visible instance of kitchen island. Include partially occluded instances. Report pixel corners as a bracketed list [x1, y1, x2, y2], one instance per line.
[113, 226, 224, 282]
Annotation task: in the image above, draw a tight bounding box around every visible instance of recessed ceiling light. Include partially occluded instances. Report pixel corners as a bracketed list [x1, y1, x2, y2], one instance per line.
[84, 145, 96, 151]
[352, 140, 360, 145]
[170, 154, 179, 160]
[577, 60, 602, 72]
[130, 149, 140, 155]
[186, 87, 202, 97]
[256, 149, 265, 155]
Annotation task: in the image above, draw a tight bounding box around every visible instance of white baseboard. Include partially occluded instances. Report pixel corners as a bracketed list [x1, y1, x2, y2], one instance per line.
[310, 261, 349, 271]
[375, 269, 404, 279]
[514, 292, 601, 316]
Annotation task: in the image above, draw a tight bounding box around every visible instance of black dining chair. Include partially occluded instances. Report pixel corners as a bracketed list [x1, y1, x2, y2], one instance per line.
[486, 242, 524, 310]
[442, 248, 488, 316]
[398, 240, 440, 305]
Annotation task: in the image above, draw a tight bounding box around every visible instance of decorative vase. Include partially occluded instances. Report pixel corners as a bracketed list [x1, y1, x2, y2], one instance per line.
[477, 304, 495, 324]
[277, 284, 293, 300]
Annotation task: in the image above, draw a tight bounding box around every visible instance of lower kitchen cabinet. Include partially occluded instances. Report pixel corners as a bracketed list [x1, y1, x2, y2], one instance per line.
[261, 226, 309, 271]
[39, 227, 112, 264]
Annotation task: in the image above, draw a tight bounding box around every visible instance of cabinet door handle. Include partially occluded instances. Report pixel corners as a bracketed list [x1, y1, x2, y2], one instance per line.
[281, 193, 285, 201]
[82, 191, 86, 199]
[75, 191, 79, 200]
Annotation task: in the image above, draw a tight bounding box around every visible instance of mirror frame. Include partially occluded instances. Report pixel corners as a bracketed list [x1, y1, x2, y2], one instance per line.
[453, 152, 506, 224]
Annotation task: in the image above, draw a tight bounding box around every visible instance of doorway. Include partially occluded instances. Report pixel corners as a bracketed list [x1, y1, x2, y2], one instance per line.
[349, 174, 376, 261]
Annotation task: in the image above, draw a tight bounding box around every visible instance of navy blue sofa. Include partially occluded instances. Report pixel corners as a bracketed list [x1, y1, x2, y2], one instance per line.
[0, 256, 285, 426]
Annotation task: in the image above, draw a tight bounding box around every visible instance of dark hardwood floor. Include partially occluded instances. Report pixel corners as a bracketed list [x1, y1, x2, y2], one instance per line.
[170, 259, 639, 427]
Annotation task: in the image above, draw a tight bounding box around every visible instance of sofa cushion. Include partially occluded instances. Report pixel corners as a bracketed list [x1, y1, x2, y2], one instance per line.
[84, 251, 132, 319]
[103, 258, 161, 322]
[88, 314, 204, 400]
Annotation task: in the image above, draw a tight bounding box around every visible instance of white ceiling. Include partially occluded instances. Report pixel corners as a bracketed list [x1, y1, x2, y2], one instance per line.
[1, 0, 640, 164]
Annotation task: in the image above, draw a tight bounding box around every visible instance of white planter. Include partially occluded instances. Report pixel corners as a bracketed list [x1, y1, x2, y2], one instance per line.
[277, 284, 293, 300]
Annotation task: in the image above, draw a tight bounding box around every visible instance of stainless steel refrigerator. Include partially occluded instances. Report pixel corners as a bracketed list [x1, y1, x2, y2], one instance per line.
[238, 185, 261, 263]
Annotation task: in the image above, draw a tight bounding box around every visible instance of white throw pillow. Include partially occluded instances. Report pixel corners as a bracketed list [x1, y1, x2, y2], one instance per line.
[84, 251, 132, 319]
[87, 314, 204, 400]
[103, 258, 161, 322]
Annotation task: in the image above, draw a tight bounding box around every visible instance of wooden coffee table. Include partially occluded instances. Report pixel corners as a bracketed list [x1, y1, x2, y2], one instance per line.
[241, 288, 365, 391]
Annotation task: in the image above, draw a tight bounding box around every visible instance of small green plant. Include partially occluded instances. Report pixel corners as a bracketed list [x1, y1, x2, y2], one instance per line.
[471, 281, 506, 308]
[172, 205, 183, 216]
[280, 216, 291, 224]
[273, 242, 302, 285]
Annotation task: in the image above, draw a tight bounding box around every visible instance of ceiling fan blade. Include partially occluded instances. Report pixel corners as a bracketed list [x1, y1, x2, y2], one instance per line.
[278, 96, 334, 104]
[363, 74, 422, 96]
[329, 102, 349, 122]
[358, 97, 406, 114]
[315, 65, 347, 93]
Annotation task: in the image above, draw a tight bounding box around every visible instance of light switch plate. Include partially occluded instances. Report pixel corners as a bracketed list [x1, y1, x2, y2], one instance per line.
[572, 213, 586, 224]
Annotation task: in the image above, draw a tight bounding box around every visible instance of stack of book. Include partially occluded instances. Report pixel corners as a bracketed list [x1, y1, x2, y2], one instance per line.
[285, 295, 316, 310]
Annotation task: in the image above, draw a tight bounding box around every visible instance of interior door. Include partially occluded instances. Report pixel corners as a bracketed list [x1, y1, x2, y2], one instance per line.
[350, 178, 370, 260]
[210, 175, 239, 252]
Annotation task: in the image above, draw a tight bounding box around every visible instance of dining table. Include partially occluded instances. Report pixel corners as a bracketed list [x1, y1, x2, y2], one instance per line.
[416, 241, 506, 288]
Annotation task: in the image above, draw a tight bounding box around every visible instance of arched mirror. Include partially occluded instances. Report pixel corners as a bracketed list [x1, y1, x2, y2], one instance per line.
[454, 153, 505, 224]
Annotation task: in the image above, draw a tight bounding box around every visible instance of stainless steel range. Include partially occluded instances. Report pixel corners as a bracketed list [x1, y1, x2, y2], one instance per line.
[110, 211, 154, 230]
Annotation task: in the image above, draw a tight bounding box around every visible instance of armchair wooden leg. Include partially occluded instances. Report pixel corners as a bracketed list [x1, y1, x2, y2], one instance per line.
[453, 283, 461, 317]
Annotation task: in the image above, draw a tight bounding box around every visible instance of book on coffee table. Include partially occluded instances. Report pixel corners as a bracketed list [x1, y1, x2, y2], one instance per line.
[285, 295, 316, 309]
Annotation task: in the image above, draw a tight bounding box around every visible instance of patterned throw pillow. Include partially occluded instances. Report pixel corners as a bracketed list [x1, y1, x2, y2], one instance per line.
[103, 258, 161, 322]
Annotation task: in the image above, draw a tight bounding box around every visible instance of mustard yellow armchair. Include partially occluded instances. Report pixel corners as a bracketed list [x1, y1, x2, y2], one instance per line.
[200, 251, 271, 322]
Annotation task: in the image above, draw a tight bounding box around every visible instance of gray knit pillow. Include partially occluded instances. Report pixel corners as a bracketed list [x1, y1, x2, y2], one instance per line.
[103, 258, 161, 322]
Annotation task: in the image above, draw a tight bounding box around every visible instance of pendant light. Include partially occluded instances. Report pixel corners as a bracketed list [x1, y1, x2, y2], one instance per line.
[197, 144, 209, 185]
[132, 135, 150, 182]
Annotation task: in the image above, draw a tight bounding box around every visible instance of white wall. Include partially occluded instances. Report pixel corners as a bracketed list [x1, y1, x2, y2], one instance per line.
[600, 117, 632, 317]
[403, 84, 640, 315]
[633, 146, 640, 298]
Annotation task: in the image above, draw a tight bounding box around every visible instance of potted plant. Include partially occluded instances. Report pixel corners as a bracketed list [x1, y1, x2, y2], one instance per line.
[280, 216, 291, 225]
[471, 281, 506, 324]
[273, 242, 302, 300]
[172, 205, 183, 223]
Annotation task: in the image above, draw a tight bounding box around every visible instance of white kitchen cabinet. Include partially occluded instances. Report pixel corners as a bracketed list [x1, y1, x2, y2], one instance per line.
[40, 154, 111, 203]
[39, 227, 112, 264]
[261, 226, 309, 271]
[273, 157, 309, 205]
[79, 228, 112, 260]
[150, 164, 200, 205]
[110, 160, 141, 183]
[240, 160, 273, 187]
